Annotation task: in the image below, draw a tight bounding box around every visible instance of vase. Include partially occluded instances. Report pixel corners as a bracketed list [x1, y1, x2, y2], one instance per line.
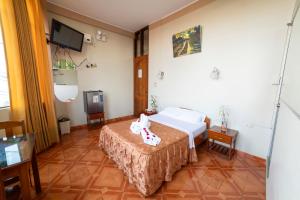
[221, 121, 227, 132]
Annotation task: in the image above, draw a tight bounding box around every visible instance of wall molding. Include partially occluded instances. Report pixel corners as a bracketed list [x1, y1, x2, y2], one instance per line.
[149, 0, 215, 30]
[46, 2, 134, 38]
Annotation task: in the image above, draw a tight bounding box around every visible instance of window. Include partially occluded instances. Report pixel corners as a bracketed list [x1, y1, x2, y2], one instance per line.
[0, 23, 10, 108]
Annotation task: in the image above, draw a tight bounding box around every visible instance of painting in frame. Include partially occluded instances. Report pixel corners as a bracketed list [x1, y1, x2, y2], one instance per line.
[172, 25, 202, 58]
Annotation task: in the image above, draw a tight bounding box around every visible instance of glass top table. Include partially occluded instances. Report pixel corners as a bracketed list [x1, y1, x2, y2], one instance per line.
[0, 134, 35, 169]
[0, 133, 41, 194]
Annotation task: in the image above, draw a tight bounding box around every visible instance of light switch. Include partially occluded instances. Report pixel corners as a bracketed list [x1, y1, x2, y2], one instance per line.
[138, 69, 142, 78]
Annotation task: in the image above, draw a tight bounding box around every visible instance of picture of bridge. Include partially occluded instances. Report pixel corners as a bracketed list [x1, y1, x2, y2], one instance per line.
[172, 25, 202, 57]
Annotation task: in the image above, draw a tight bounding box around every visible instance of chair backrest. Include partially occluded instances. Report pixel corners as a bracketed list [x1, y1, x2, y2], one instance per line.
[0, 121, 26, 137]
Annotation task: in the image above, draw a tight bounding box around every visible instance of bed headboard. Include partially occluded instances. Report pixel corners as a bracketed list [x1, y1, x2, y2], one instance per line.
[179, 107, 210, 129]
[204, 117, 211, 129]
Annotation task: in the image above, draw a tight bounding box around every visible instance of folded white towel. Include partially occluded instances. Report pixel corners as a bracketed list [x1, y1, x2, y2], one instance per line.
[130, 120, 142, 135]
[140, 127, 161, 146]
[129, 114, 161, 146]
[140, 114, 150, 128]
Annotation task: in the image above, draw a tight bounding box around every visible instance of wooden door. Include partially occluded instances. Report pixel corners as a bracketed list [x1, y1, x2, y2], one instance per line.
[134, 55, 148, 116]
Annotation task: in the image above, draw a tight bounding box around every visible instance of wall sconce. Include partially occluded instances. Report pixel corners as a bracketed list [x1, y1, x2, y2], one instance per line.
[157, 71, 165, 80]
[210, 67, 220, 80]
[96, 30, 107, 42]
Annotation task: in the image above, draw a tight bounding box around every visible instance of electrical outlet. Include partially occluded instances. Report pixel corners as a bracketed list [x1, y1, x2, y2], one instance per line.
[86, 63, 97, 68]
[91, 63, 97, 68]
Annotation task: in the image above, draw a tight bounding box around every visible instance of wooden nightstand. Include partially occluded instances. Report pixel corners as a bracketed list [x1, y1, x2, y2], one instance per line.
[143, 110, 157, 116]
[207, 126, 238, 160]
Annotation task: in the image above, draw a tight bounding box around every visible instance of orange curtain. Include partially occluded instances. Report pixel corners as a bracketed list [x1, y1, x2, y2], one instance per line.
[0, 0, 59, 152]
[26, 0, 60, 146]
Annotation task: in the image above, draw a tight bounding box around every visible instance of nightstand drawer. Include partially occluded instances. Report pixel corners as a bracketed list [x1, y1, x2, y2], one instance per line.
[208, 131, 232, 144]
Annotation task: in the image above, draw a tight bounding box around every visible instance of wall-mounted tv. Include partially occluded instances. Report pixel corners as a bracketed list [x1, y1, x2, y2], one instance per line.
[50, 19, 84, 52]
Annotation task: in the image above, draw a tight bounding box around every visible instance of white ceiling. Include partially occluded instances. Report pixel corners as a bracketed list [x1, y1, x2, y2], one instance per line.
[47, 0, 196, 32]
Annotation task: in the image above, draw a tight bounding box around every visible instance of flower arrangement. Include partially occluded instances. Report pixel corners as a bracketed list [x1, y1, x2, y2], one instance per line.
[150, 95, 158, 111]
[219, 105, 229, 132]
[54, 59, 76, 70]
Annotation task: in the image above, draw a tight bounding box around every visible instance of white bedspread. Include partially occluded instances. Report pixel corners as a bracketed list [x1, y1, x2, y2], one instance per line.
[149, 114, 207, 149]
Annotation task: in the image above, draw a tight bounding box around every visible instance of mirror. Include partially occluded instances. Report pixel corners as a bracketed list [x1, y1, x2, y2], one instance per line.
[53, 69, 79, 102]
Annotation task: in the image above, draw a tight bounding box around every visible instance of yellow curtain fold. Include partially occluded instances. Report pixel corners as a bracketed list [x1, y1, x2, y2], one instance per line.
[26, 0, 60, 145]
[0, 0, 59, 152]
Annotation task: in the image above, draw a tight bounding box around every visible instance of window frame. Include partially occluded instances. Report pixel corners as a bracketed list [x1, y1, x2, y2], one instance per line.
[0, 21, 10, 109]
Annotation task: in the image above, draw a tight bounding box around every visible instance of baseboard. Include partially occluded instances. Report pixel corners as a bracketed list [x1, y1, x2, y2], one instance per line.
[70, 115, 135, 131]
[236, 149, 266, 163]
[70, 124, 88, 131]
[105, 115, 135, 124]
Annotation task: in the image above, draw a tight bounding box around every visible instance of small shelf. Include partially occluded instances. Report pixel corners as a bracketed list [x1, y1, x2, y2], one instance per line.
[52, 68, 76, 71]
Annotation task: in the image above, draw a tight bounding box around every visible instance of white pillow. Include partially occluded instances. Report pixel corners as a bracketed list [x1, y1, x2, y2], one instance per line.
[159, 107, 182, 119]
[159, 107, 206, 124]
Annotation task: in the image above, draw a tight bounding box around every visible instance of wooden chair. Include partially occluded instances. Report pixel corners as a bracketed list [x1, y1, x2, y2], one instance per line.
[0, 121, 26, 137]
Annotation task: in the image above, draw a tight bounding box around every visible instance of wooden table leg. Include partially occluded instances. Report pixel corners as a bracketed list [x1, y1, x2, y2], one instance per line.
[31, 148, 41, 193]
[207, 139, 210, 151]
[229, 143, 232, 160]
[233, 138, 237, 158]
[0, 170, 5, 200]
[19, 163, 31, 200]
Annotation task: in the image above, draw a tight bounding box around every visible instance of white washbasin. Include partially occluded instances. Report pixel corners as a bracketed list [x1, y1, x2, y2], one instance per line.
[54, 84, 78, 102]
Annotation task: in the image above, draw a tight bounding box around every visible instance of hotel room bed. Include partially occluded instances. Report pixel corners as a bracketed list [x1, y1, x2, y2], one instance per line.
[99, 119, 189, 196]
[99, 107, 208, 196]
[149, 113, 207, 162]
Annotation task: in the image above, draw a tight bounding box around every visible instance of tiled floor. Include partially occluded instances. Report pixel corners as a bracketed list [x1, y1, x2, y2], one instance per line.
[34, 128, 266, 200]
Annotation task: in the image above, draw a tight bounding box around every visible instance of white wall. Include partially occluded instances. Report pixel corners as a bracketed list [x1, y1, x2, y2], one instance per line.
[149, 0, 295, 158]
[0, 108, 10, 137]
[0, 108, 9, 121]
[267, 2, 300, 199]
[48, 13, 134, 126]
[267, 104, 300, 200]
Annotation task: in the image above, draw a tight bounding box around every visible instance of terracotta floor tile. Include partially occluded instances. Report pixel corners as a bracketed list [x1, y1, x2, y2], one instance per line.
[123, 193, 162, 200]
[50, 147, 88, 161]
[164, 169, 198, 194]
[240, 156, 265, 169]
[91, 166, 125, 190]
[203, 195, 242, 200]
[124, 180, 139, 193]
[39, 163, 70, 185]
[192, 168, 240, 196]
[38, 189, 82, 200]
[190, 150, 218, 168]
[80, 148, 106, 163]
[251, 169, 266, 186]
[34, 128, 266, 200]
[73, 137, 94, 147]
[53, 163, 99, 189]
[80, 190, 122, 200]
[224, 169, 265, 195]
[38, 145, 62, 160]
[213, 156, 246, 169]
[162, 193, 203, 200]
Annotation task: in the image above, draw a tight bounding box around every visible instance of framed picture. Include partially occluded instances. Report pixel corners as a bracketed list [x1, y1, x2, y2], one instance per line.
[172, 25, 202, 58]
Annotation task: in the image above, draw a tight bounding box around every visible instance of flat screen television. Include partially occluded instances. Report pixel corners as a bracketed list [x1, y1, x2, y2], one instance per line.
[50, 19, 84, 52]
